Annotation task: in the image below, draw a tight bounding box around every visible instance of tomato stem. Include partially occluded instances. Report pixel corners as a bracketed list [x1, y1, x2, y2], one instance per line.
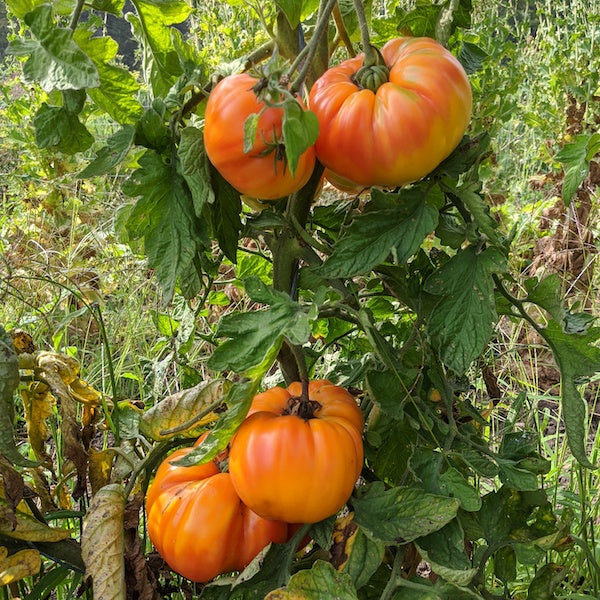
[289, 0, 338, 94]
[353, 0, 378, 67]
[286, 341, 310, 401]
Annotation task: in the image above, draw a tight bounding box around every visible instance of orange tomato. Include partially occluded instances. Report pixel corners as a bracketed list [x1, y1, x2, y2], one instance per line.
[228, 380, 364, 523]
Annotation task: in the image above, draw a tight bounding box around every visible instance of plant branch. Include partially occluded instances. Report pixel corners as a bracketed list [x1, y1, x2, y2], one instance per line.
[69, 0, 86, 30]
[352, 0, 377, 65]
[289, 0, 338, 94]
[333, 1, 356, 57]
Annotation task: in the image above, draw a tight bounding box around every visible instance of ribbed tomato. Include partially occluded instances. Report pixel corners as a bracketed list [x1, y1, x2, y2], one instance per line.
[308, 37, 472, 188]
[228, 381, 364, 524]
[145, 435, 296, 582]
[203, 73, 316, 200]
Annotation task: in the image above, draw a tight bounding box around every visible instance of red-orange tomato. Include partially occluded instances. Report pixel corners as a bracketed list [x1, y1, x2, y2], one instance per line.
[145, 435, 297, 583]
[228, 381, 364, 524]
[203, 73, 316, 200]
[308, 37, 472, 188]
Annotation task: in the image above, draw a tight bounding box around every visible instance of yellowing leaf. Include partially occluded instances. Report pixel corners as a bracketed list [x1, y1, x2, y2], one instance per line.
[70, 377, 102, 405]
[0, 498, 70, 542]
[330, 513, 357, 572]
[0, 546, 41, 585]
[88, 449, 115, 495]
[21, 381, 55, 465]
[81, 484, 126, 600]
[139, 379, 231, 441]
[8, 329, 36, 354]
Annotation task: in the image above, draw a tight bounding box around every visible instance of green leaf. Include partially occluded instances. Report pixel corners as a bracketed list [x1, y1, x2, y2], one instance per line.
[443, 180, 500, 244]
[128, 0, 192, 97]
[266, 560, 358, 599]
[208, 278, 310, 373]
[526, 564, 566, 600]
[339, 525, 384, 591]
[5, 0, 45, 18]
[178, 127, 215, 215]
[274, 0, 303, 27]
[417, 520, 478, 587]
[457, 41, 488, 74]
[541, 319, 600, 467]
[282, 101, 319, 177]
[9, 5, 99, 91]
[210, 167, 242, 263]
[438, 468, 481, 512]
[318, 189, 439, 278]
[33, 103, 93, 154]
[397, 2, 442, 37]
[352, 482, 460, 544]
[172, 381, 255, 466]
[424, 246, 507, 374]
[90, 0, 125, 14]
[123, 151, 204, 301]
[73, 32, 143, 124]
[0, 327, 39, 467]
[524, 274, 565, 322]
[554, 134, 600, 206]
[77, 125, 136, 178]
[494, 545, 517, 583]
[243, 113, 260, 154]
[496, 459, 540, 491]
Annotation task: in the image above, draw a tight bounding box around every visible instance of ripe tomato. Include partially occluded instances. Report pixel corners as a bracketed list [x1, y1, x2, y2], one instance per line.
[145, 434, 297, 582]
[308, 37, 472, 188]
[228, 380, 364, 524]
[203, 73, 316, 200]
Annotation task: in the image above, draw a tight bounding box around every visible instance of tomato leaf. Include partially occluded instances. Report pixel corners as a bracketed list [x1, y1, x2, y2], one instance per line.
[208, 277, 310, 373]
[178, 126, 215, 214]
[139, 379, 231, 441]
[352, 482, 460, 544]
[0, 327, 38, 468]
[540, 319, 600, 468]
[0, 547, 41, 586]
[317, 189, 439, 278]
[526, 563, 567, 600]
[424, 246, 507, 374]
[7, 5, 99, 91]
[73, 32, 143, 125]
[123, 150, 206, 301]
[172, 381, 255, 466]
[243, 113, 260, 154]
[282, 101, 318, 177]
[210, 167, 243, 263]
[78, 125, 136, 178]
[266, 560, 358, 599]
[554, 134, 600, 205]
[416, 520, 478, 587]
[33, 102, 93, 154]
[81, 484, 126, 600]
[127, 0, 191, 97]
[274, 0, 302, 27]
[0, 499, 70, 542]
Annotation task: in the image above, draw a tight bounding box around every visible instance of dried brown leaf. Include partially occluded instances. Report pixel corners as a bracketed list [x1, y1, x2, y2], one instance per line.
[82, 484, 126, 600]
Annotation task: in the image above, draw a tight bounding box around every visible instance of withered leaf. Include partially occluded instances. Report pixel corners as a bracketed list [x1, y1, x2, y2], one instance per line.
[21, 381, 55, 466]
[0, 546, 41, 585]
[81, 484, 126, 600]
[88, 448, 115, 495]
[139, 379, 231, 441]
[0, 498, 71, 542]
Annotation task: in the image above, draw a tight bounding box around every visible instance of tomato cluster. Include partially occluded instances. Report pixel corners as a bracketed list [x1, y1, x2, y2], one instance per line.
[202, 37, 471, 199]
[145, 381, 364, 583]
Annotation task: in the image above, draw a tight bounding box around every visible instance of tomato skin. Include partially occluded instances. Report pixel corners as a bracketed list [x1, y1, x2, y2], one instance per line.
[145, 437, 295, 583]
[203, 73, 316, 200]
[228, 380, 364, 524]
[308, 37, 472, 188]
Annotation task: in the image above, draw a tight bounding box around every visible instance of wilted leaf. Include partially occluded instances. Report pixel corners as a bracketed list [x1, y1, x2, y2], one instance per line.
[139, 379, 231, 441]
[88, 449, 115, 495]
[266, 560, 358, 599]
[330, 514, 384, 590]
[8, 329, 35, 354]
[0, 546, 41, 585]
[0, 498, 70, 542]
[81, 484, 126, 600]
[0, 326, 37, 467]
[21, 381, 55, 465]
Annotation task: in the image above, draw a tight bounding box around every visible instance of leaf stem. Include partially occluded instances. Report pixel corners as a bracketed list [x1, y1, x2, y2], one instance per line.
[333, 2, 356, 57]
[69, 0, 86, 31]
[352, 0, 377, 65]
[289, 0, 338, 94]
[380, 547, 405, 600]
[285, 341, 310, 398]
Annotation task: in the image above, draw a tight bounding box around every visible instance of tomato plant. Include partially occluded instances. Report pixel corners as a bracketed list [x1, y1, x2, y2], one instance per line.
[228, 381, 364, 523]
[309, 37, 473, 187]
[203, 73, 316, 200]
[145, 435, 298, 583]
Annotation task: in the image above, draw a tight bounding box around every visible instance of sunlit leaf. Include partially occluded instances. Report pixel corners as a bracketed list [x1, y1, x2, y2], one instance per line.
[0, 498, 70, 541]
